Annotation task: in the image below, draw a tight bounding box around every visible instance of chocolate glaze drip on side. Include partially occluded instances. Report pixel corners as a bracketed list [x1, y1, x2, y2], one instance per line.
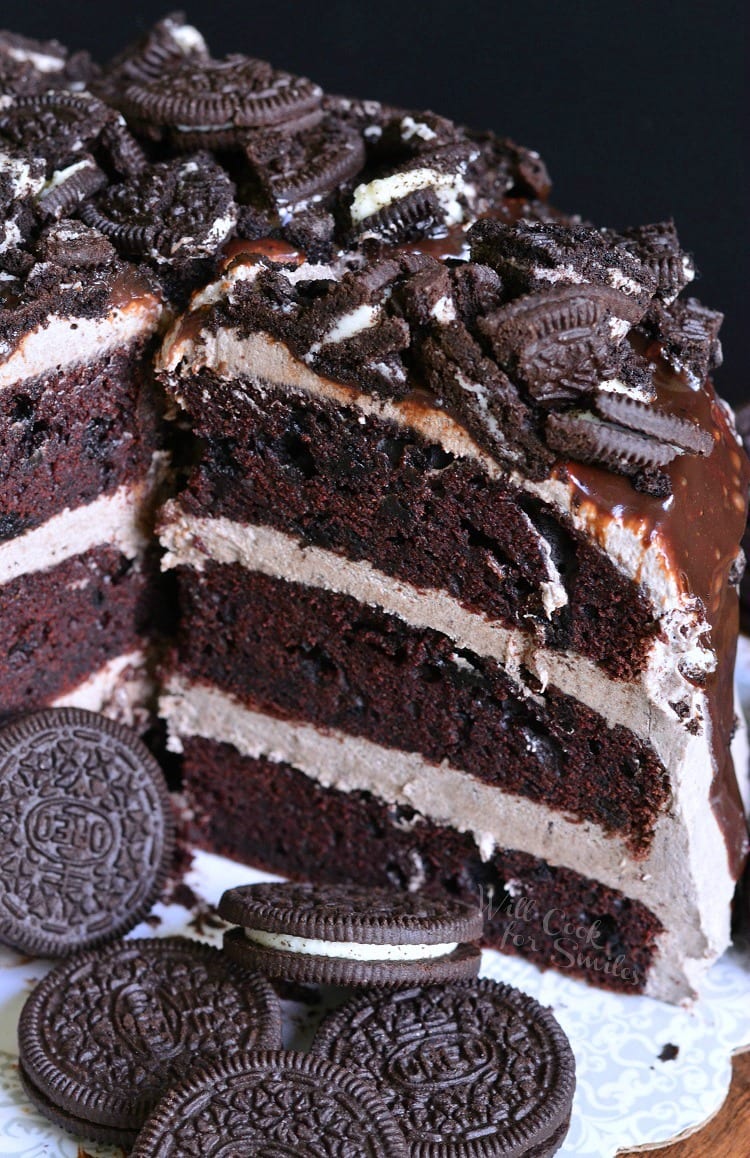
[559, 358, 750, 878]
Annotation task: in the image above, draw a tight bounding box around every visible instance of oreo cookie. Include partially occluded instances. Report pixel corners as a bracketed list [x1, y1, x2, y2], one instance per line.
[594, 390, 713, 456]
[0, 31, 95, 97]
[478, 284, 641, 404]
[349, 119, 480, 243]
[0, 708, 173, 957]
[468, 218, 658, 315]
[131, 1051, 408, 1156]
[95, 13, 210, 105]
[80, 153, 237, 260]
[36, 155, 108, 220]
[312, 979, 576, 1157]
[17, 937, 282, 1144]
[122, 55, 323, 148]
[245, 117, 366, 207]
[646, 296, 724, 382]
[545, 409, 682, 476]
[0, 91, 145, 180]
[219, 881, 483, 986]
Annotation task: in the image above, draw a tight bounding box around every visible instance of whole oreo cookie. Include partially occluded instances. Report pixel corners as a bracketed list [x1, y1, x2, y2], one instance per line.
[122, 54, 323, 148]
[17, 937, 282, 1143]
[0, 708, 173, 957]
[219, 881, 483, 987]
[312, 979, 576, 1157]
[131, 1050, 408, 1156]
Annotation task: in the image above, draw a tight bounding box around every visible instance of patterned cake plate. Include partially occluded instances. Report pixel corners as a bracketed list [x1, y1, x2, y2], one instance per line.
[0, 845, 749, 1157]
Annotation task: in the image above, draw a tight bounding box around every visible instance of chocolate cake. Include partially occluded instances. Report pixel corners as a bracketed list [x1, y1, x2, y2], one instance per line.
[1, 15, 748, 1002]
[0, 203, 163, 725]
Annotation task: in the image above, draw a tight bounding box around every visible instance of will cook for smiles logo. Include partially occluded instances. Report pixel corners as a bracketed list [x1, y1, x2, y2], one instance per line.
[478, 884, 642, 987]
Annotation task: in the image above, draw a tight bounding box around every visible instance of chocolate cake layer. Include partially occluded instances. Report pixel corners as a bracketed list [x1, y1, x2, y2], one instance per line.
[0, 545, 152, 724]
[0, 344, 161, 543]
[182, 735, 663, 993]
[173, 563, 670, 854]
[175, 374, 657, 680]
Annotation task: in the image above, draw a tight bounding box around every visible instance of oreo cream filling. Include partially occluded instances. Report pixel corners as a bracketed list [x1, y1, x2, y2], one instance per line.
[243, 928, 459, 961]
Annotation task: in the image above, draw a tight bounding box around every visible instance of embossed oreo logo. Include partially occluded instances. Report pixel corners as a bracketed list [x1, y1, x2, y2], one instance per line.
[26, 799, 117, 864]
[113, 984, 187, 1060]
[210, 1142, 296, 1158]
[387, 1032, 494, 1090]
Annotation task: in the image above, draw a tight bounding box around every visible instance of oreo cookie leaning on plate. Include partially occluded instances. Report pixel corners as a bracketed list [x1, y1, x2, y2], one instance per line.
[131, 1051, 408, 1156]
[17, 937, 282, 1144]
[312, 979, 576, 1157]
[219, 881, 483, 986]
[0, 708, 173, 957]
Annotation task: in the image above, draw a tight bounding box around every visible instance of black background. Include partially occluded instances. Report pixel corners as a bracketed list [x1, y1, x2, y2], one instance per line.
[4, 0, 747, 403]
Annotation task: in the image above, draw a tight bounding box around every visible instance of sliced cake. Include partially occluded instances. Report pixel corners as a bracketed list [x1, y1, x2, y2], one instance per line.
[157, 210, 749, 1002]
[0, 157, 163, 724]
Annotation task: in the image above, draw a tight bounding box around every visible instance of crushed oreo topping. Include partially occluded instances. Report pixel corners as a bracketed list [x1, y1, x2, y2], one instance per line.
[36, 156, 108, 220]
[80, 154, 237, 259]
[617, 221, 694, 303]
[344, 111, 485, 242]
[645, 297, 724, 382]
[0, 148, 45, 256]
[0, 15, 727, 489]
[0, 92, 146, 183]
[93, 13, 209, 105]
[36, 219, 117, 267]
[468, 218, 659, 312]
[0, 29, 96, 96]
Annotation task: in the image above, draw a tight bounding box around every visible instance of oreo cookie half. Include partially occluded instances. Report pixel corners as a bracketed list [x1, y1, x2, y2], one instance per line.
[80, 154, 237, 259]
[245, 117, 366, 207]
[312, 979, 576, 1157]
[131, 1051, 408, 1156]
[17, 937, 282, 1144]
[0, 708, 173, 957]
[219, 881, 483, 986]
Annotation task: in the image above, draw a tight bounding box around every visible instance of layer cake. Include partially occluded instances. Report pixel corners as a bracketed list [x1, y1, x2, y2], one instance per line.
[1, 16, 748, 1002]
[0, 207, 163, 727]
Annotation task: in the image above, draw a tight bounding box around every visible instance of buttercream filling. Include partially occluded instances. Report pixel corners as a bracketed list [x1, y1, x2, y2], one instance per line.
[158, 507, 708, 768]
[242, 928, 458, 961]
[51, 649, 152, 732]
[0, 295, 162, 390]
[0, 483, 150, 584]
